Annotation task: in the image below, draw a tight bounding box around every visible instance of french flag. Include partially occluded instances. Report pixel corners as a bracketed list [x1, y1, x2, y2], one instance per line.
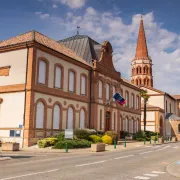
[113, 93, 126, 105]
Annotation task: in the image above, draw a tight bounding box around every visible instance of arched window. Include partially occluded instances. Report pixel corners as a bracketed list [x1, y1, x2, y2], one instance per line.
[125, 91, 129, 107]
[38, 60, 47, 84]
[178, 124, 180, 133]
[98, 80, 103, 98]
[136, 79, 138, 86]
[55, 66, 62, 88]
[136, 68, 138, 74]
[112, 86, 116, 101]
[136, 96, 139, 109]
[67, 107, 74, 129]
[139, 67, 141, 74]
[36, 101, 45, 128]
[69, 71, 75, 92]
[81, 75, 86, 95]
[106, 83, 110, 100]
[139, 79, 142, 85]
[80, 109, 85, 128]
[147, 79, 149, 86]
[53, 104, 60, 129]
[131, 94, 134, 108]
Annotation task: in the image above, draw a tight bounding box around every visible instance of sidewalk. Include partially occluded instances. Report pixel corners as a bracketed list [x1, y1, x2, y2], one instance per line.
[167, 160, 180, 178]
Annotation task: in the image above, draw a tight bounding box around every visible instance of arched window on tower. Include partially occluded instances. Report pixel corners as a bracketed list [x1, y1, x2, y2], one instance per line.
[147, 79, 150, 86]
[136, 67, 138, 74]
[136, 79, 138, 86]
[139, 66, 141, 74]
[139, 79, 142, 85]
[143, 66, 146, 73]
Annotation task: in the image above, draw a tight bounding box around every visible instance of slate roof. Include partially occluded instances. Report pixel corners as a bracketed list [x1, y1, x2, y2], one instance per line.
[58, 35, 102, 65]
[0, 31, 91, 67]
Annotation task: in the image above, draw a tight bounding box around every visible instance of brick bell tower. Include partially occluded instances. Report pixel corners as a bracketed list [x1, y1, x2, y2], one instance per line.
[131, 16, 153, 87]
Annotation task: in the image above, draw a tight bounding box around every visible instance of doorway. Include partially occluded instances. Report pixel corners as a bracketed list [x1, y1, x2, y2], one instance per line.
[105, 111, 111, 131]
[160, 117, 163, 136]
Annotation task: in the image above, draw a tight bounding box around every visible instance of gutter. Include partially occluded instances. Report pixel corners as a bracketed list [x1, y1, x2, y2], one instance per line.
[22, 42, 29, 148]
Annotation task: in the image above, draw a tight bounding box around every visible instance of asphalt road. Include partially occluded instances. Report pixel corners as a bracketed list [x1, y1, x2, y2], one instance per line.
[0, 143, 180, 180]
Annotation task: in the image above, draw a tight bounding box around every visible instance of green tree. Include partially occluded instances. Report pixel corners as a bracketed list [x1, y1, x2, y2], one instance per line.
[140, 89, 150, 132]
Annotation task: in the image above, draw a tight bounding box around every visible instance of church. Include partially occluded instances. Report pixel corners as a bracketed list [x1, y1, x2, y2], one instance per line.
[131, 17, 180, 140]
[0, 22, 141, 147]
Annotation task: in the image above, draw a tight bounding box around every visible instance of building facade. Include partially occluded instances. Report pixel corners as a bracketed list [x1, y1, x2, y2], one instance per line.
[0, 31, 141, 147]
[131, 17, 180, 140]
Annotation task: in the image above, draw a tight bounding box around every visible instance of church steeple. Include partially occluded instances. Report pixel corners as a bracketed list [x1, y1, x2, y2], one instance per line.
[131, 16, 153, 88]
[135, 17, 149, 59]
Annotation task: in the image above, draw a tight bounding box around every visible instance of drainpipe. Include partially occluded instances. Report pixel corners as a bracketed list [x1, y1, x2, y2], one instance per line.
[89, 69, 92, 129]
[22, 42, 29, 148]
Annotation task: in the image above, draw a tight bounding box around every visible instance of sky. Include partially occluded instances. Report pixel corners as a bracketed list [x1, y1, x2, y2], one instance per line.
[1, 0, 180, 95]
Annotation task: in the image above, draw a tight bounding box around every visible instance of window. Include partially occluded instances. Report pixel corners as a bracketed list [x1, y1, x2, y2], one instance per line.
[136, 96, 139, 109]
[69, 71, 75, 92]
[80, 109, 85, 128]
[98, 80, 103, 98]
[137, 120, 139, 132]
[38, 60, 47, 84]
[131, 94, 134, 108]
[9, 130, 21, 137]
[100, 110, 103, 130]
[178, 124, 180, 133]
[134, 121, 136, 132]
[106, 83, 110, 100]
[36, 101, 45, 128]
[55, 66, 62, 88]
[125, 91, 129, 107]
[112, 112, 116, 131]
[53, 104, 60, 129]
[125, 118, 128, 131]
[67, 107, 74, 129]
[81, 75, 86, 95]
[112, 86, 116, 101]
[120, 116, 122, 131]
[170, 103, 171, 113]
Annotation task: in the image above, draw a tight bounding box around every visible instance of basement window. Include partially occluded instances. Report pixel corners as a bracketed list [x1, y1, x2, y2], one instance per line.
[9, 130, 21, 137]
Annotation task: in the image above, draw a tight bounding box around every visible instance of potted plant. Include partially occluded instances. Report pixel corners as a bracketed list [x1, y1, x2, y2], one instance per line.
[2, 142, 20, 151]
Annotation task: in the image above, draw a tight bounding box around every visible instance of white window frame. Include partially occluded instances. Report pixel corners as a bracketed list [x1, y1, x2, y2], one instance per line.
[53, 104, 60, 129]
[38, 60, 47, 84]
[36, 101, 44, 128]
[55, 66, 62, 89]
[81, 75, 86, 95]
[112, 86, 116, 101]
[98, 80, 103, 98]
[106, 83, 110, 100]
[68, 107, 74, 129]
[80, 109, 85, 128]
[69, 71, 75, 92]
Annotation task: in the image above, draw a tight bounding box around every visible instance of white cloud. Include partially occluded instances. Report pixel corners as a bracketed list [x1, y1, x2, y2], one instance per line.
[38, 7, 180, 95]
[35, 12, 50, 19]
[52, 4, 58, 8]
[59, 0, 86, 9]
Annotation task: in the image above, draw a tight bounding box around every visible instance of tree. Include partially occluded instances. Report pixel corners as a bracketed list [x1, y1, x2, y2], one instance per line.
[140, 89, 150, 132]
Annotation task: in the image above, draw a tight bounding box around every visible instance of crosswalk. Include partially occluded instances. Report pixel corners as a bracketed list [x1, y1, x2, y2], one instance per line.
[134, 171, 166, 179]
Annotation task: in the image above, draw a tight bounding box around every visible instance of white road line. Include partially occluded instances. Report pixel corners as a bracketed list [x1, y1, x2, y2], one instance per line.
[151, 171, 166, 174]
[172, 147, 178, 148]
[0, 169, 59, 180]
[76, 160, 108, 167]
[134, 176, 150, 179]
[114, 154, 134, 160]
[139, 151, 153, 155]
[144, 173, 158, 177]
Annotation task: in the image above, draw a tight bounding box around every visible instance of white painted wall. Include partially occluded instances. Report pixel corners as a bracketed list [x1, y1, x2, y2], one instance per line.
[0, 92, 25, 128]
[0, 49, 27, 85]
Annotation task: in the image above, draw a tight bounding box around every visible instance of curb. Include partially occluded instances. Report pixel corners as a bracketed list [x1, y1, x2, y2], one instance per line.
[166, 160, 180, 178]
[0, 157, 12, 161]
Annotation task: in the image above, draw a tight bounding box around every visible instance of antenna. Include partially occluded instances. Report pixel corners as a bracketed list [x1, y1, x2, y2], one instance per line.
[77, 22, 80, 35]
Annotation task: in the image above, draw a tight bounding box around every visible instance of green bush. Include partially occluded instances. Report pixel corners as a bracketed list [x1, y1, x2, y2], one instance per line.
[74, 128, 89, 140]
[105, 131, 118, 142]
[54, 139, 92, 149]
[55, 131, 65, 141]
[102, 135, 112, 145]
[89, 135, 103, 143]
[37, 138, 58, 148]
[133, 130, 159, 141]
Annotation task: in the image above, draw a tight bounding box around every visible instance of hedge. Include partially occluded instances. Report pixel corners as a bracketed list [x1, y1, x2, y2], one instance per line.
[37, 138, 58, 148]
[89, 135, 102, 143]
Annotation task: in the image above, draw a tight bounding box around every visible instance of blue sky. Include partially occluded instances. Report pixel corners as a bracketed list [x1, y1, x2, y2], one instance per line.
[1, 0, 180, 94]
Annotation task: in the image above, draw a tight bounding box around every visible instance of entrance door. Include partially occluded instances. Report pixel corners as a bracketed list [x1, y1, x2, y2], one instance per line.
[105, 112, 111, 131]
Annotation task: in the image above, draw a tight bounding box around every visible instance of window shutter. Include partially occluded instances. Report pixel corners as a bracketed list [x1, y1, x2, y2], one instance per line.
[80, 109, 85, 128]
[55, 66, 61, 88]
[36, 102, 44, 128]
[81, 76, 86, 95]
[69, 71, 74, 92]
[38, 60, 46, 84]
[53, 105, 60, 129]
[68, 107, 73, 129]
[99, 81, 102, 98]
[106, 84, 110, 100]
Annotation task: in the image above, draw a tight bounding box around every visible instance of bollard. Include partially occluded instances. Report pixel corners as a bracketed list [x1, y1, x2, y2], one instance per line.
[114, 140, 116, 149]
[124, 139, 126, 148]
[144, 139, 146, 145]
[65, 143, 68, 153]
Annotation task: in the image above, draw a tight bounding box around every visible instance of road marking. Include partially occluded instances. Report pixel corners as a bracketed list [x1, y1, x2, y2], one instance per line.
[134, 176, 150, 179]
[145, 146, 151, 148]
[76, 160, 108, 167]
[139, 151, 153, 155]
[0, 169, 59, 180]
[151, 171, 166, 174]
[114, 154, 134, 160]
[143, 173, 158, 177]
[172, 147, 178, 148]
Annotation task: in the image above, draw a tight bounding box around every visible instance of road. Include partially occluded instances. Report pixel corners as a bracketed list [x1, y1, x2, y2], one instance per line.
[0, 143, 180, 180]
